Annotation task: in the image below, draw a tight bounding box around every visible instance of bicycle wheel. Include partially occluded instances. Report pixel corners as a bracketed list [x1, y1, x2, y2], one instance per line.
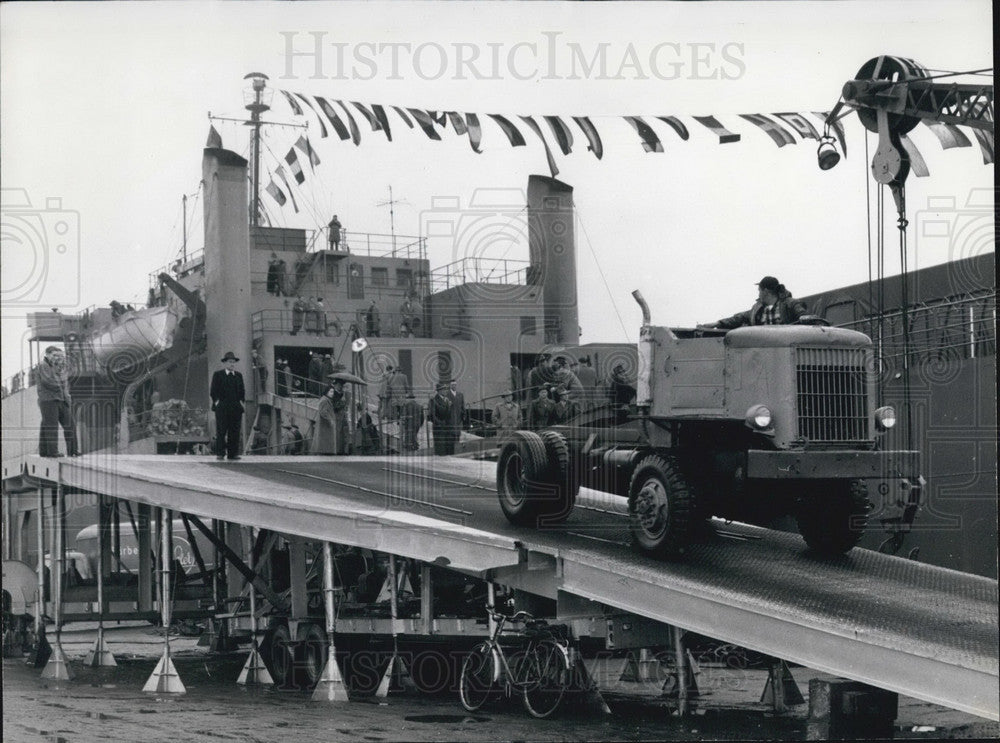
[459, 642, 498, 711]
[520, 639, 570, 718]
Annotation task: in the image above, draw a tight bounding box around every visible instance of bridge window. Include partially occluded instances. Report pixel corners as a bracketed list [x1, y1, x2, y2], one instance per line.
[396, 268, 413, 289]
[372, 267, 389, 287]
[325, 262, 340, 284]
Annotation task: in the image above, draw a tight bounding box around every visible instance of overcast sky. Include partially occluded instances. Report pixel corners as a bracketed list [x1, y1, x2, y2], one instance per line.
[1, 0, 993, 380]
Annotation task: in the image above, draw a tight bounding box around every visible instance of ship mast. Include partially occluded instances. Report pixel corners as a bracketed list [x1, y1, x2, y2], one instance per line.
[244, 72, 271, 228]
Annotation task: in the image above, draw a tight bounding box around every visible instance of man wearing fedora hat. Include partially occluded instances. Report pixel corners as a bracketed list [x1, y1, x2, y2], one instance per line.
[702, 275, 808, 330]
[210, 351, 246, 460]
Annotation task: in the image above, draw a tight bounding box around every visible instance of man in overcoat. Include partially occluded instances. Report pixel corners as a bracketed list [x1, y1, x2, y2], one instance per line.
[210, 351, 245, 460]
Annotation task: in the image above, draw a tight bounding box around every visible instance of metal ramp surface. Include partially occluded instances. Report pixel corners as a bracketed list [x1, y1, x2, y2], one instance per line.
[12, 453, 999, 720]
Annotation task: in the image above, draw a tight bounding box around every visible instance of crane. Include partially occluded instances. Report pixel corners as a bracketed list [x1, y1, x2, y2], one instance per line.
[821, 55, 993, 218]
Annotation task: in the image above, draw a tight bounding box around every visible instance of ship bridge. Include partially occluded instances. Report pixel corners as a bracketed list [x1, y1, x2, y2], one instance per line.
[3, 452, 996, 722]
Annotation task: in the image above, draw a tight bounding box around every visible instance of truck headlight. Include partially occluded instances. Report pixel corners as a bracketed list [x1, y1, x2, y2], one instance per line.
[875, 406, 897, 431]
[745, 405, 772, 431]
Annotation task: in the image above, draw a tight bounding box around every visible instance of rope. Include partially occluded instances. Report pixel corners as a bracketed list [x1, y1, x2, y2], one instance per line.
[574, 203, 631, 343]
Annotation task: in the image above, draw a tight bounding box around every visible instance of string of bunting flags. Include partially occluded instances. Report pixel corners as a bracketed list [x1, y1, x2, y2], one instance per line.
[249, 89, 994, 211]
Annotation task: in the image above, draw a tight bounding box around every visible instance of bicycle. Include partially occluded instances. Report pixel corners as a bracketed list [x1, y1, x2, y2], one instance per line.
[459, 606, 572, 718]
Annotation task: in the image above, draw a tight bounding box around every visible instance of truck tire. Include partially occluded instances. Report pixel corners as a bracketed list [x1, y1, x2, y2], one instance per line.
[538, 430, 579, 525]
[796, 479, 870, 555]
[627, 454, 693, 558]
[497, 431, 553, 526]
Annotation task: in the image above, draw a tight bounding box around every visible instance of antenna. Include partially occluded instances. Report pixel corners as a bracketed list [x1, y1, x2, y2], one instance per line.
[376, 186, 409, 257]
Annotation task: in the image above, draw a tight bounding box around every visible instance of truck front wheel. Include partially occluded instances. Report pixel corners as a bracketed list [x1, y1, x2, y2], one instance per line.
[628, 455, 694, 558]
[795, 479, 870, 555]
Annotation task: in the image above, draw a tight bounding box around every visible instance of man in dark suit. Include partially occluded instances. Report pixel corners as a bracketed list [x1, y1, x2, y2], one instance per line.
[210, 351, 246, 460]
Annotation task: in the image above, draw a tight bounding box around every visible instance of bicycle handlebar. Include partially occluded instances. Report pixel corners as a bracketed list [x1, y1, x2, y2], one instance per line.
[486, 606, 535, 624]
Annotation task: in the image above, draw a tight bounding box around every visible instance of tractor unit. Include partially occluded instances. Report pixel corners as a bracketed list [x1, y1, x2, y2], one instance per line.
[496, 292, 922, 558]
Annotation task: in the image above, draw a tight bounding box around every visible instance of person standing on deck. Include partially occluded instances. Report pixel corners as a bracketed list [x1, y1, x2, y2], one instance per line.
[210, 351, 246, 461]
[37, 346, 78, 457]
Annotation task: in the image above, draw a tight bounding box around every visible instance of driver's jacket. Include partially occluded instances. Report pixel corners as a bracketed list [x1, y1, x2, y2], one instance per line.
[716, 291, 808, 329]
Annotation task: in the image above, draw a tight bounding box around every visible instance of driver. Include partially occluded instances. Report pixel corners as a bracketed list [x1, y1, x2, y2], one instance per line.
[700, 275, 808, 329]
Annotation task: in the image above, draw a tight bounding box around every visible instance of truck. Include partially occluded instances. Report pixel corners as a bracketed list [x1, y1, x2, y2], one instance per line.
[496, 292, 922, 558]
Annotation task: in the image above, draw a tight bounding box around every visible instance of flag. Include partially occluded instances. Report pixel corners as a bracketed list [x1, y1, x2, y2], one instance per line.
[427, 111, 449, 128]
[487, 114, 526, 147]
[294, 136, 321, 168]
[315, 97, 351, 141]
[739, 114, 796, 147]
[352, 102, 383, 132]
[275, 166, 299, 213]
[971, 128, 994, 164]
[693, 116, 741, 143]
[519, 116, 559, 177]
[572, 116, 603, 159]
[465, 113, 483, 153]
[392, 106, 414, 128]
[774, 112, 820, 140]
[280, 90, 303, 116]
[285, 149, 305, 184]
[624, 116, 663, 153]
[544, 116, 574, 156]
[922, 121, 972, 150]
[335, 100, 361, 145]
[446, 112, 468, 136]
[265, 179, 287, 206]
[371, 105, 393, 141]
[296, 93, 328, 138]
[657, 116, 689, 140]
[407, 109, 443, 140]
[206, 125, 222, 148]
[898, 134, 930, 177]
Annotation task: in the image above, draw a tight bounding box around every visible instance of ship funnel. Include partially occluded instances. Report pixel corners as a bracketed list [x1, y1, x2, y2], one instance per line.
[527, 176, 579, 346]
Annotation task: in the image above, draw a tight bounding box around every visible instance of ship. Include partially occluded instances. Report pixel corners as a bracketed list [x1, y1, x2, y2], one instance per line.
[1, 85, 994, 579]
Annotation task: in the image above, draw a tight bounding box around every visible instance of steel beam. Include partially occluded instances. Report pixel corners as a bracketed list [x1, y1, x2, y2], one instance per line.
[560, 555, 998, 720]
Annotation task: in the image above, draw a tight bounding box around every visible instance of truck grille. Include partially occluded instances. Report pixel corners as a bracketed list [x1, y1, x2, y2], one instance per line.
[795, 348, 870, 443]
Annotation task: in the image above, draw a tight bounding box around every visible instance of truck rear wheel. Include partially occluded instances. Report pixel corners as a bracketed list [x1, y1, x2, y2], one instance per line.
[628, 455, 693, 558]
[538, 430, 579, 525]
[796, 479, 870, 555]
[497, 431, 552, 526]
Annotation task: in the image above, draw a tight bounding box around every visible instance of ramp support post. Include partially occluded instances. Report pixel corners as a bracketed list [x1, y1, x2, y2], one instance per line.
[760, 657, 803, 712]
[375, 554, 414, 700]
[85, 493, 116, 667]
[27, 484, 48, 667]
[671, 626, 689, 715]
[312, 541, 348, 701]
[237, 526, 273, 686]
[143, 508, 185, 693]
[41, 482, 73, 681]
